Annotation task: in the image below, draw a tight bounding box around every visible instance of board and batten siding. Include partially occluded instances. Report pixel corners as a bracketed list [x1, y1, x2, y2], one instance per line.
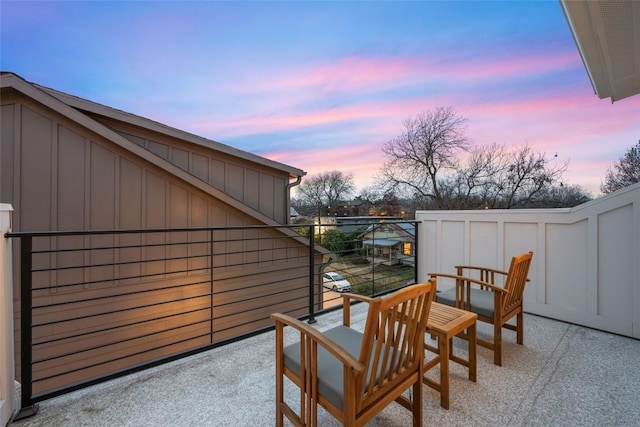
[416, 183, 640, 339]
[1, 90, 314, 395]
[93, 117, 289, 224]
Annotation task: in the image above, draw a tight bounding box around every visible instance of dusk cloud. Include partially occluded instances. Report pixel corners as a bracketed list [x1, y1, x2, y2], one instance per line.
[2, 1, 638, 196]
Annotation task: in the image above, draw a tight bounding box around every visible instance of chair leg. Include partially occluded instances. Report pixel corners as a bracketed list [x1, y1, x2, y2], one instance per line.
[275, 387, 283, 427]
[494, 322, 502, 366]
[275, 332, 284, 427]
[412, 375, 423, 427]
[439, 337, 450, 409]
[516, 311, 524, 344]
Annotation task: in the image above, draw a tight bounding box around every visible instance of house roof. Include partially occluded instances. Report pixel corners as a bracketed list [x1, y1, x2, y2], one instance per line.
[0, 72, 304, 179]
[0, 72, 306, 231]
[360, 221, 416, 240]
[560, 0, 640, 102]
[29, 77, 305, 179]
[362, 239, 399, 247]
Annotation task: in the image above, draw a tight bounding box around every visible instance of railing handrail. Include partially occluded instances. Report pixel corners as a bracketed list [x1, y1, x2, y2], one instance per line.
[5, 219, 420, 419]
[5, 219, 420, 238]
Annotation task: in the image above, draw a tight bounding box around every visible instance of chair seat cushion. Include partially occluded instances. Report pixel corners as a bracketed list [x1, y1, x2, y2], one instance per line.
[437, 287, 495, 318]
[283, 325, 363, 410]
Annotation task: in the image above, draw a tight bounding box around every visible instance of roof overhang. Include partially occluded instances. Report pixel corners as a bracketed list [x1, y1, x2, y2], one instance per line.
[560, 0, 640, 103]
[33, 83, 306, 179]
[362, 239, 399, 247]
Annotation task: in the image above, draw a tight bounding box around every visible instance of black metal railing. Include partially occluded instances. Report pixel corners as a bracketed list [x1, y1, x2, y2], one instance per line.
[5, 220, 418, 417]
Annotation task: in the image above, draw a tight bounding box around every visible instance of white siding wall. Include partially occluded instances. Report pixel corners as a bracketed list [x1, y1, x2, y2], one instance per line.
[416, 183, 640, 339]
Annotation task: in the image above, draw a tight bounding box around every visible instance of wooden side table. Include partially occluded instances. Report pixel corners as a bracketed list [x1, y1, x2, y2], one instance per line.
[424, 302, 478, 409]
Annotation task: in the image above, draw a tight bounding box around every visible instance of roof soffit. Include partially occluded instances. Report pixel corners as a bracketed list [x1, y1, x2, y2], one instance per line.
[560, 0, 640, 102]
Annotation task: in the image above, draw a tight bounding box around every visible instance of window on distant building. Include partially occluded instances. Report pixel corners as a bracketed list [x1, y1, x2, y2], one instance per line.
[403, 242, 412, 256]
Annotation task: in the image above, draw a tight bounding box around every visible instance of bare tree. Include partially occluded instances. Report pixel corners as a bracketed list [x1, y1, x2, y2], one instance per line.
[462, 144, 569, 209]
[378, 106, 581, 209]
[601, 140, 640, 194]
[295, 170, 355, 221]
[354, 186, 381, 216]
[378, 107, 471, 207]
[527, 184, 592, 208]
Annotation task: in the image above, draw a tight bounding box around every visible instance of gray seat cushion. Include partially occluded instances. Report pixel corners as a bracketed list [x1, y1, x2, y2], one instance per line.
[283, 324, 404, 411]
[437, 287, 495, 318]
[283, 325, 363, 410]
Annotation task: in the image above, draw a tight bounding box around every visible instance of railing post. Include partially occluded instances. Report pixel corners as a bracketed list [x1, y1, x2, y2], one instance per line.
[209, 229, 214, 343]
[371, 229, 376, 295]
[414, 221, 419, 285]
[15, 235, 38, 419]
[308, 225, 316, 324]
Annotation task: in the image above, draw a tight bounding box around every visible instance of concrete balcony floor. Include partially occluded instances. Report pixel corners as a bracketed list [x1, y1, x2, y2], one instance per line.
[9, 304, 640, 427]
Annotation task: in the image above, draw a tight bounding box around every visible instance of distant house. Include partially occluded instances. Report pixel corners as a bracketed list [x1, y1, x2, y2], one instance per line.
[335, 216, 402, 233]
[360, 222, 415, 266]
[290, 206, 300, 219]
[333, 199, 365, 217]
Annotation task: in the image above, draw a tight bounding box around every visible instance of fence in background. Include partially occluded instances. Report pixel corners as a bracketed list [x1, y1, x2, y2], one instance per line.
[416, 182, 640, 340]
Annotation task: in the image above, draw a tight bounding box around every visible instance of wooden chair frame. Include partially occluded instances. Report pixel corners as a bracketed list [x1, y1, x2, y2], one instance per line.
[429, 251, 533, 366]
[272, 282, 433, 427]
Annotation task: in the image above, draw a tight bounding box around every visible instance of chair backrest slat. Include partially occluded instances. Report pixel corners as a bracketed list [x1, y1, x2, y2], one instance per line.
[273, 281, 433, 426]
[359, 282, 432, 411]
[502, 251, 533, 311]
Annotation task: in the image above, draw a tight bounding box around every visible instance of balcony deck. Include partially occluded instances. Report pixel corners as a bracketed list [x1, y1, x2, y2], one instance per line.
[9, 305, 640, 427]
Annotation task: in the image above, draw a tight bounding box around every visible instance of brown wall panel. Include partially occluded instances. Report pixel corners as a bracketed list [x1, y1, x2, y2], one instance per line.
[119, 158, 143, 229]
[209, 158, 225, 191]
[169, 183, 188, 228]
[90, 142, 116, 229]
[274, 176, 286, 220]
[145, 171, 167, 228]
[57, 126, 86, 230]
[226, 163, 244, 201]
[1, 104, 15, 203]
[192, 153, 209, 183]
[148, 140, 169, 159]
[3, 87, 311, 399]
[103, 118, 292, 223]
[245, 168, 260, 211]
[260, 174, 275, 219]
[171, 147, 189, 172]
[190, 196, 209, 273]
[20, 106, 52, 231]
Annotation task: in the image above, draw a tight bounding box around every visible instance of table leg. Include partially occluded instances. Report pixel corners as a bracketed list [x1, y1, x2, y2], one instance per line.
[439, 334, 450, 409]
[468, 322, 477, 382]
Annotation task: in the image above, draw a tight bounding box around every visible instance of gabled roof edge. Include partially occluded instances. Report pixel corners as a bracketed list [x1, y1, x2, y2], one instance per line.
[33, 81, 306, 179]
[0, 72, 306, 236]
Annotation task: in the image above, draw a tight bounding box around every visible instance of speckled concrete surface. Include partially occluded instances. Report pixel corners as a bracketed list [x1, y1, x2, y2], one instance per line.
[8, 307, 640, 427]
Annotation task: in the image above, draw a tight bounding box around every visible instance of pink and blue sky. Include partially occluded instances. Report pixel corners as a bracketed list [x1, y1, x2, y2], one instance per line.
[2, 1, 638, 196]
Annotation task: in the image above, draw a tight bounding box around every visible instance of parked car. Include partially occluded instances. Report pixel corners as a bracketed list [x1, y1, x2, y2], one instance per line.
[323, 271, 352, 292]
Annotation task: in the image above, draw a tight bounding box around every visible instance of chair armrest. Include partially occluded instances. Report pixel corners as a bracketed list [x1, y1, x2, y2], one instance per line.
[454, 265, 509, 286]
[454, 265, 509, 276]
[453, 265, 530, 283]
[341, 292, 374, 304]
[341, 292, 374, 327]
[271, 313, 366, 375]
[427, 272, 508, 294]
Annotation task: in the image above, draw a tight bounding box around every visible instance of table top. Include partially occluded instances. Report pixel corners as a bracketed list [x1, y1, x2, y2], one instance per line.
[427, 302, 477, 335]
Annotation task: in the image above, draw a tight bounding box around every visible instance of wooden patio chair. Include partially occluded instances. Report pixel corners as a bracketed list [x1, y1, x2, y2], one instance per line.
[429, 251, 533, 366]
[271, 281, 433, 427]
